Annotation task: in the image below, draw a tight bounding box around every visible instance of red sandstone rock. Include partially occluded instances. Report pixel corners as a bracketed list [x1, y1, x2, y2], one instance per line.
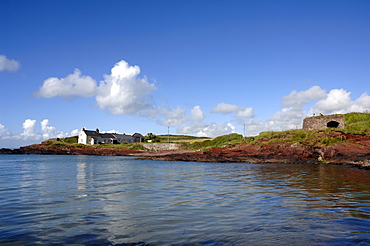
[2, 132, 370, 169]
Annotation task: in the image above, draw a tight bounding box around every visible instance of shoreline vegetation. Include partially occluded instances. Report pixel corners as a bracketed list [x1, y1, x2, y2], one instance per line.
[1, 112, 370, 169]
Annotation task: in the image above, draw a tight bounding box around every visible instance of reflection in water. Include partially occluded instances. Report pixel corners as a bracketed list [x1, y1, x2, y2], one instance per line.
[77, 162, 86, 189]
[0, 155, 369, 245]
[76, 160, 88, 198]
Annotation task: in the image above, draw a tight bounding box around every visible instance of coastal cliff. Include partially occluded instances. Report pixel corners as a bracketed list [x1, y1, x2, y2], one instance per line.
[0, 142, 146, 156]
[143, 132, 370, 169]
[2, 112, 370, 169]
[1, 130, 370, 169]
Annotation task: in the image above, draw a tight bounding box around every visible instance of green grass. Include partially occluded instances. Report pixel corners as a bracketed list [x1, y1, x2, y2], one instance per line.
[344, 112, 370, 134]
[96, 143, 147, 150]
[42, 139, 86, 148]
[42, 138, 148, 150]
[243, 128, 347, 146]
[41, 112, 370, 151]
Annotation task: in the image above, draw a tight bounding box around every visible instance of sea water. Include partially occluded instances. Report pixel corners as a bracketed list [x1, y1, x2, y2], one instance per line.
[0, 155, 370, 245]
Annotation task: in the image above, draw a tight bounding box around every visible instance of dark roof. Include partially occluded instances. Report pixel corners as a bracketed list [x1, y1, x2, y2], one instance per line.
[100, 133, 115, 138]
[112, 133, 133, 138]
[83, 129, 139, 139]
[84, 130, 101, 137]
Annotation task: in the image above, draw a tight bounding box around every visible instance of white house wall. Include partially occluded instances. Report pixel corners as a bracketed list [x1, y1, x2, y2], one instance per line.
[78, 129, 141, 145]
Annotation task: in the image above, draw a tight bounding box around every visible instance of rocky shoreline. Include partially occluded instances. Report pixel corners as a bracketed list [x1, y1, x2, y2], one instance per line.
[1, 132, 370, 169]
[140, 141, 370, 169]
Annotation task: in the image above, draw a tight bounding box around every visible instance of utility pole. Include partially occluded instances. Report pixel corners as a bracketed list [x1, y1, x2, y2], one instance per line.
[168, 126, 170, 144]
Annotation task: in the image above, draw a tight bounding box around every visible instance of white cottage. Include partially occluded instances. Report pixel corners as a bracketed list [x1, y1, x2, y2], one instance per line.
[78, 128, 143, 145]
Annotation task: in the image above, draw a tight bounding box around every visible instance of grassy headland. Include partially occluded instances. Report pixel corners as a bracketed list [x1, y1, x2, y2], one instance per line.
[185, 112, 370, 150]
[12, 112, 370, 156]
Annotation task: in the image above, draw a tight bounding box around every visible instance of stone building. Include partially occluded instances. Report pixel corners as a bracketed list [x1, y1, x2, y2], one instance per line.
[302, 115, 345, 131]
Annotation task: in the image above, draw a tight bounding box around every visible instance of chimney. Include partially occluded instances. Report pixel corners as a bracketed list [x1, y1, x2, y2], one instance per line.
[96, 128, 99, 133]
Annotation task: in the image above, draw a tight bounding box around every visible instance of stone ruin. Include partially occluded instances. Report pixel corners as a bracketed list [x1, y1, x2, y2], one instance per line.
[302, 114, 345, 131]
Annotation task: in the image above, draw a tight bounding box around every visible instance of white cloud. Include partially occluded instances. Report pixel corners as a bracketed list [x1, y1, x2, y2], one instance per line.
[190, 106, 205, 121]
[0, 124, 12, 138]
[34, 69, 97, 98]
[211, 102, 254, 118]
[235, 107, 254, 118]
[41, 119, 57, 139]
[32, 62, 370, 141]
[196, 123, 236, 138]
[155, 105, 236, 137]
[211, 103, 241, 114]
[282, 85, 327, 106]
[96, 60, 156, 115]
[35, 60, 157, 115]
[20, 119, 40, 141]
[309, 88, 367, 115]
[157, 107, 187, 127]
[242, 106, 305, 136]
[242, 119, 265, 136]
[0, 119, 78, 147]
[267, 106, 305, 130]
[241, 86, 370, 137]
[155, 105, 205, 127]
[177, 122, 236, 138]
[0, 55, 20, 72]
[351, 92, 370, 112]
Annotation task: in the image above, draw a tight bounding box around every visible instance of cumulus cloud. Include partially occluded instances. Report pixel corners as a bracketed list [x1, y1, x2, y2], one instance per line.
[308, 89, 370, 116]
[0, 124, 12, 138]
[282, 85, 327, 106]
[177, 122, 236, 138]
[41, 119, 57, 139]
[96, 60, 156, 115]
[242, 86, 328, 135]
[241, 86, 370, 137]
[267, 106, 305, 130]
[241, 106, 305, 136]
[312, 89, 350, 114]
[20, 119, 40, 141]
[190, 106, 205, 121]
[153, 105, 236, 137]
[196, 123, 236, 137]
[153, 86, 370, 138]
[157, 107, 188, 127]
[33, 60, 370, 140]
[34, 69, 97, 98]
[351, 93, 370, 112]
[156, 105, 205, 127]
[211, 103, 254, 118]
[35, 60, 156, 115]
[0, 55, 20, 72]
[0, 119, 78, 147]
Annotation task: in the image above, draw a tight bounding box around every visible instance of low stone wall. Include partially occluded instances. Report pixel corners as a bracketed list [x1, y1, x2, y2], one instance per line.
[302, 115, 345, 130]
[141, 143, 181, 151]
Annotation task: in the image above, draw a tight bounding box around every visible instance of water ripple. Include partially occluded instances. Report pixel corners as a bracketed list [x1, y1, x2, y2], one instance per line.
[0, 155, 370, 245]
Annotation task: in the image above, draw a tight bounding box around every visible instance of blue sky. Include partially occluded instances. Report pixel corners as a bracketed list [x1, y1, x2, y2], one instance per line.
[1, 0, 370, 148]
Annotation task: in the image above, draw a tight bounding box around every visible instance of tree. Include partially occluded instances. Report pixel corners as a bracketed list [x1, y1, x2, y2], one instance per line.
[144, 133, 158, 142]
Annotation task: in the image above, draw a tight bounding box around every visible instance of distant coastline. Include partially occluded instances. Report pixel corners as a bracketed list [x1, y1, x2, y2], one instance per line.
[2, 112, 370, 169]
[1, 130, 370, 170]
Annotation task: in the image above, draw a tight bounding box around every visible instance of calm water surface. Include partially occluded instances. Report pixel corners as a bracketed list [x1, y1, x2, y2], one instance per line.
[0, 155, 370, 245]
